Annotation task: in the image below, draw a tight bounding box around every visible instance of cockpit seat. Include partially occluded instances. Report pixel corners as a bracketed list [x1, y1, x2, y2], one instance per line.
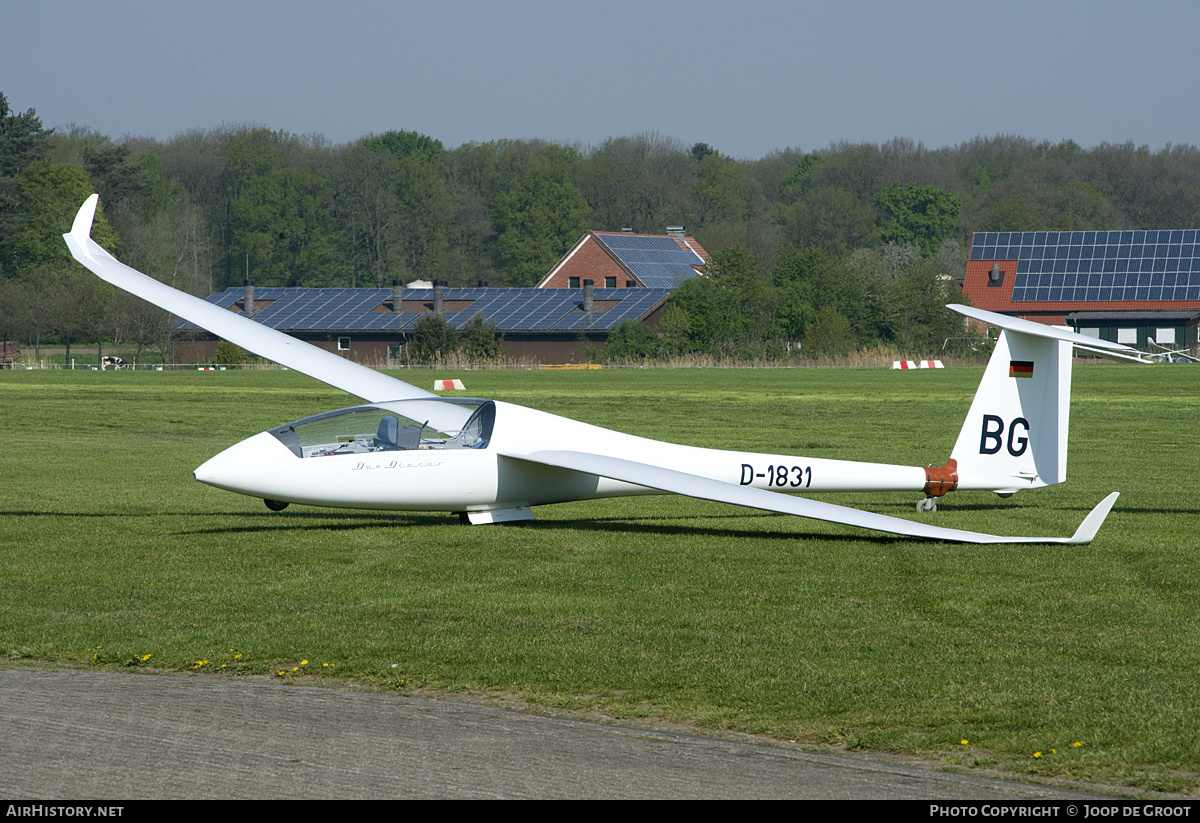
[374, 416, 399, 450]
[374, 416, 422, 451]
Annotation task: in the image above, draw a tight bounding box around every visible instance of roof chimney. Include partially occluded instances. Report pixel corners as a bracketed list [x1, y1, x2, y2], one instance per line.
[392, 279, 403, 312]
[582, 280, 594, 314]
[433, 280, 445, 315]
[243, 279, 255, 318]
[666, 226, 685, 241]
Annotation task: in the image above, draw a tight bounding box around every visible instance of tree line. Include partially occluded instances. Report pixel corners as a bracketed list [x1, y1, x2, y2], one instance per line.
[2, 90, 1199, 362]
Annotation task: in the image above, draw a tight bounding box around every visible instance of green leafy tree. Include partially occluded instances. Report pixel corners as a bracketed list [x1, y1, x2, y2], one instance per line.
[215, 339, 252, 366]
[460, 313, 502, 361]
[361, 130, 445, 162]
[0, 94, 53, 270]
[489, 145, 590, 286]
[333, 145, 406, 287]
[668, 245, 777, 359]
[10, 160, 118, 272]
[890, 258, 962, 355]
[224, 128, 286, 200]
[777, 186, 879, 255]
[598, 319, 659, 362]
[338, 132, 454, 284]
[0, 93, 51, 181]
[575, 133, 694, 232]
[655, 302, 693, 356]
[441, 141, 505, 285]
[777, 152, 826, 203]
[231, 166, 343, 286]
[803, 305, 855, 358]
[409, 313, 459, 363]
[875, 182, 962, 255]
[691, 151, 748, 226]
[770, 244, 833, 343]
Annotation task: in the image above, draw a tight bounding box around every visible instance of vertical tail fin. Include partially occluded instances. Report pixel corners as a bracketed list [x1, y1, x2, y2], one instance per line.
[945, 305, 1138, 496]
[950, 328, 1072, 493]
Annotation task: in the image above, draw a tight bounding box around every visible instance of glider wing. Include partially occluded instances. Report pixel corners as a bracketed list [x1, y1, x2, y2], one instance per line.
[64, 195, 437, 406]
[504, 449, 1118, 544]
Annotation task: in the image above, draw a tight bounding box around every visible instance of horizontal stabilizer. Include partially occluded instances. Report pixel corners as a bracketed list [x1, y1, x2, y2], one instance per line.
[947, 304, 1141, 354]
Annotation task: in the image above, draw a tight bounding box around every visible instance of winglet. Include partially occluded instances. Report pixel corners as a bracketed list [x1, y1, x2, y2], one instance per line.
[70, 193, 99, 242]
[1066, 492, 1119, 544]
[64, 193, 100, 264]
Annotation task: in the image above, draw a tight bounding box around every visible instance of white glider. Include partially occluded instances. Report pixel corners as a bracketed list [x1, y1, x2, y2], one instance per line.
[65, 195, 1126, 543]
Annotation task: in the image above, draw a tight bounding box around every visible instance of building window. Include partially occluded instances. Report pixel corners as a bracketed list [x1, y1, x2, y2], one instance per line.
[626, 280, 636, 288]
[387, 345, 403, 361]
[605, 276, 617, 288]
[338, 337, 351, 351]
[1156, 328, 1176, 345]
[1117, 328, 1137, 344]
[568, 277, 580, 289]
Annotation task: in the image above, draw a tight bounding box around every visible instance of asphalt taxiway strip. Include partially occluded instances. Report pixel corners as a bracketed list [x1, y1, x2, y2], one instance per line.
[1, 669, 1110, 799]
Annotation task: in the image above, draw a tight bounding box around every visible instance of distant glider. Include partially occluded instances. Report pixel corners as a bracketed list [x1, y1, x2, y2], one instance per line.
[65, 195, 1130, 543]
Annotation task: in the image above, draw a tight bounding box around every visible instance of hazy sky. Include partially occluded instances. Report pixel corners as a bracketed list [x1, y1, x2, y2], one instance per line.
[5, 0, 1198, 159]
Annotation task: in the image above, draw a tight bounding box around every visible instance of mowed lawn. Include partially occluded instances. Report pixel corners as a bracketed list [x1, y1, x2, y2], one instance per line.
[1, 364, 1197, 792]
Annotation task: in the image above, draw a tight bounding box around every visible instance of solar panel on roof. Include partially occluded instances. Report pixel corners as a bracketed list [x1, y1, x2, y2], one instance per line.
[181, 287, 674, 334]
[594, 234, 704, 289]
[971, 230, 1200, 303]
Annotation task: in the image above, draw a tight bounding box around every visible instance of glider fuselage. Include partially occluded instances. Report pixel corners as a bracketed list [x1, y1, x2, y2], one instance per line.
[194, 398, 926, 513]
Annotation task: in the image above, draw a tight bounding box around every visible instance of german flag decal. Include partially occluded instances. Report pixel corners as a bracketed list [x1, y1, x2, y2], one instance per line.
[1009, 360, 1034, 378]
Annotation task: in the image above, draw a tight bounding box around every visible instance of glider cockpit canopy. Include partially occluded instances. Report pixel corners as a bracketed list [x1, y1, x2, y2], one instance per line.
[268, 398, 496, 459]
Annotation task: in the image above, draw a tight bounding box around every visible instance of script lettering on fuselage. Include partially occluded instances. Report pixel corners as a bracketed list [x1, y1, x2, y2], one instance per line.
[979, 414, 1030, 457]
[352, 460, 445, 471]
[739, 463, 813, 488]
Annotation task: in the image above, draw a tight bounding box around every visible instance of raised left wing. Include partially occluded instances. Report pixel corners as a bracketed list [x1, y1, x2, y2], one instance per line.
[503, 450, 1118, 544]
[64, 195, 431, 405]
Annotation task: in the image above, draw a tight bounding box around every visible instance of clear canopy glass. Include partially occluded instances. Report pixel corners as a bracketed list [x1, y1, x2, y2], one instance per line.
[268, 399, 495, 459]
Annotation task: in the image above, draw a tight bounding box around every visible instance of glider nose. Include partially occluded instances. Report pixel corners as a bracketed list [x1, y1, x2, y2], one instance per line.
[194, 431, 293, 496]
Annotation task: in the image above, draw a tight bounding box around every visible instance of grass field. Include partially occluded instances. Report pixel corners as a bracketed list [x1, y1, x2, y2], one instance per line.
[1, 364, 1198, 793]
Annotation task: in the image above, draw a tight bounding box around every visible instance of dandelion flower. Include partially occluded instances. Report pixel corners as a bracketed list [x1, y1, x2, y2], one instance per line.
[1033, 751, 1042, 758]
[960, 739, 968, 745]
[1072, 741, 1082, 748]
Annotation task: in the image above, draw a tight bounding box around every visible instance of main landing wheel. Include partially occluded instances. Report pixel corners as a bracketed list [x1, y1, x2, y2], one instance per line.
[264, 499, 289, 511]
[916, 497, 938, 513]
